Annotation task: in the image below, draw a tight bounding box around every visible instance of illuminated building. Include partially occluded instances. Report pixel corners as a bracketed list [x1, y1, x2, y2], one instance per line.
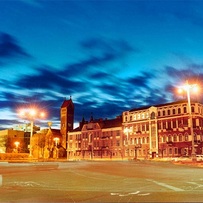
[67, 100, 203, 160]
[67, 116, 123, 160]
[60, 97, 74, 149]
[123, 100, 203, 159]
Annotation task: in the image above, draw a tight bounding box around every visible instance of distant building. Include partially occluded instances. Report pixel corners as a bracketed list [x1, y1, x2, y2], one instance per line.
[0, 129, 28, 153]
[32, 127, 66, 159]
[2, 99, 203, 160]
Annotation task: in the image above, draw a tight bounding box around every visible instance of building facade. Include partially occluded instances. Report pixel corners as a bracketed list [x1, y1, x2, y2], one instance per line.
[67, 100, 203, 160]
[123, 101, 203, 159]
[60, 97, 74, 148]
[67, 116, 123, 160]
[0, 129, 28, 153]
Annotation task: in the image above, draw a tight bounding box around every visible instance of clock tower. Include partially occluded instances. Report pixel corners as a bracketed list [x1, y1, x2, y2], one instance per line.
[60, 97, 74, 148]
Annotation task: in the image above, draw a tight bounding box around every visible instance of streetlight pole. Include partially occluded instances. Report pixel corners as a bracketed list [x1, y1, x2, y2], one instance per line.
[178, 81, 198, 161]
[30, 120, 34, 157]
[18, 107, 45, 158]
[185, 82, 196, 161]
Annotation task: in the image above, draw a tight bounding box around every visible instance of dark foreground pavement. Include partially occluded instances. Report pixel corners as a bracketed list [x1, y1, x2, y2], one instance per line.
[0, 160, 203, 202]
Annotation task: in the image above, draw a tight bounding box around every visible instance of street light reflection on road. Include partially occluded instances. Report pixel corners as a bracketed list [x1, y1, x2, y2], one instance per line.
[18, 107, 46, 157]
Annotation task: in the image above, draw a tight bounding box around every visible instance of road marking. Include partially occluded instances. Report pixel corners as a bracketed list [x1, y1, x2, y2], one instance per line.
[187, 182, 203, 188]
[129, 191, 140, 195]
[138, 193, 150, 196]
[110, 191, 151, 197]
[0, 175, 2, 186]
[119, 193, 130, 197]
[147, 179, 184, 192]
[110, 193, 120, 195]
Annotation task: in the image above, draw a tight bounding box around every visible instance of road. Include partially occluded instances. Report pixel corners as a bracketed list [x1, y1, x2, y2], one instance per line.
[0, 160, 203, 202]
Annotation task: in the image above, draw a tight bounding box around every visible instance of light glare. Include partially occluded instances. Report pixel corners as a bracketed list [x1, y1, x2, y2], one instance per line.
[40, 112, 45, 118]
[30, 109, 36, 116]
[178, 83, 199, 95]
[178, 88, 183, 94]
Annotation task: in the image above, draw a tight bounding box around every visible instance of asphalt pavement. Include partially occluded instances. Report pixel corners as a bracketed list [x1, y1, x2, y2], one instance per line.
[0, 160, 203, 202]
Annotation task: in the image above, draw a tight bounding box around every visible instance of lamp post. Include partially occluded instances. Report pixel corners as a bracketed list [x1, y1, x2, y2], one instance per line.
[53, 137, 60, 146]
[53, 137, 60, 159]
[19, 108, 45, 157]
[178, 81, 198, 161]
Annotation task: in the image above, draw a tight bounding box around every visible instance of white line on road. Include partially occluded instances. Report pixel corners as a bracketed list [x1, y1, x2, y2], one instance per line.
[187, 182, 203, 188]
[0, 175, 2, 186]
[147, 179, 184, 192]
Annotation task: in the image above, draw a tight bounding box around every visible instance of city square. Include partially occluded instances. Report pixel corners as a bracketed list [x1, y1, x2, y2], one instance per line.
[1, 1, 203, 202]
[0, 160, 203, 202]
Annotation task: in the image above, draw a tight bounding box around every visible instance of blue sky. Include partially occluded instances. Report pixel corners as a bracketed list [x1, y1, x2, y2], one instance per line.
[1, 0, 203, 130]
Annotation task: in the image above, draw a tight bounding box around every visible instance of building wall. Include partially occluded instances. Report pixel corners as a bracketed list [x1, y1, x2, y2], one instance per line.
[67, 122, 123, 160]
[0, 129, 27, 153]
[60, 99, 74, 148]
[67, 101, 203, 161]
[123, 101, 203, 159]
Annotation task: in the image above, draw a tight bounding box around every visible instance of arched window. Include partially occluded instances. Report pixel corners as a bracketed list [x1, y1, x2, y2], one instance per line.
[179, 134, 182, 142]
[172, 120, 176, 128]
[168, 134, 172, 142]
[147, 137, 149, 143]
[178, 108, 181, 114]
[142, 137, 145, 144]
[138, 137, 141, 144]
[151, 112, 155, 119]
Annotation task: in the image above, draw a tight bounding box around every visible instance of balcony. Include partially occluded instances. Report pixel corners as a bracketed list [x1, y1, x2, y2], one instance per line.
[166, 141, 173, 146]
[101, 146, 109, 149]
[101, 136, 110, 140]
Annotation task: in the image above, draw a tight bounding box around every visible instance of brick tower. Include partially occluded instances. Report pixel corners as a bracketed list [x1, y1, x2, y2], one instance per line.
[60, 97, 74, 148]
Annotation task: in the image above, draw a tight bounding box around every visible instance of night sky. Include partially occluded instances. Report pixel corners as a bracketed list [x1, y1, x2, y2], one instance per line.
[1, 0, 203, 130]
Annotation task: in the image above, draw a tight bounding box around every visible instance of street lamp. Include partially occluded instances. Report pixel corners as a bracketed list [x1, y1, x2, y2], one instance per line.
[178, 81, 198, 161]
[53, 137, 60, 146]
[18, 107, 45, 157]
[53, 137, 60, 159]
